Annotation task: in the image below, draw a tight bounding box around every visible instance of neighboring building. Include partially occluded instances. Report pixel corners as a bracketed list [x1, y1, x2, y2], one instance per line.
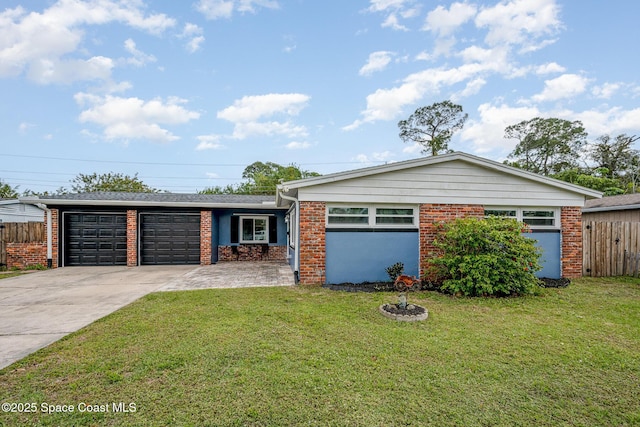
[20, 192, 288, 268]
[582, 193, 640, 222]
[276, 152, 601, 284]
[0, 200, 44, 223]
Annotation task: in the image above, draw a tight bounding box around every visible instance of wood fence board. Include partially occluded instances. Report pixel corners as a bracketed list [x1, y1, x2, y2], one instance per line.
[584, 221, 640, 277]
[0, 222, 45, 267]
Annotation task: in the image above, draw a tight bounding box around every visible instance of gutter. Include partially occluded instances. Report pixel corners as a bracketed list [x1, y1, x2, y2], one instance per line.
[277, 191, 300, 284]
[20, 198, 284, 210]
[35, 203, 53, 268]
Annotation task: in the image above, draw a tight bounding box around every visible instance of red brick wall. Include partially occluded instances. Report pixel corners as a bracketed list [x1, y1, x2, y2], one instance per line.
[561, 206, 582, 278]
[127, 210, 137, 267]
[218, 245, 287, 261]
[6, 243, 47, 269]
[50, 208, 59, 268]
[419, 204, 484, 278]
[298, 201, 326, 285]
[200, 210, 212, 265]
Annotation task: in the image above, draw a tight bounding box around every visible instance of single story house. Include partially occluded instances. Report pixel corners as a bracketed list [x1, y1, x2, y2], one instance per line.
[582, 193, 640, 222]
[0, 200, 44, 223]
[20, 152, 600, 284]
[19, 192, 288, 268]
[276, 152, 601, 284]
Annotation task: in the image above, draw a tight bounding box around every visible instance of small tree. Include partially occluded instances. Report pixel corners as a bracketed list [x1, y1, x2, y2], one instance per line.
[70, 172, 159, 193]
[398, 101, 467, 156]
[428, 217, 542, 297]
[0, 180, 19, 198]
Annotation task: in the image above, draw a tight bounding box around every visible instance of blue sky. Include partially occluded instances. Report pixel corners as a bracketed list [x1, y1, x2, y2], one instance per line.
[2, 0, 640, 194]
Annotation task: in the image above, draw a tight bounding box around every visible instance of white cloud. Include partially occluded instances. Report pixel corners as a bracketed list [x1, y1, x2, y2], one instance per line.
[217, 94, 310, 139]
[0, 1, 174, 84]
[196, 0, 279, 20]
[359, 51, 395, 76]
[75, 93, 200, 143]
[123, 39, 156, 67]
[532, 73, 590, 102]
[475, 0, 562, 51]
[461, 102, 541, 154]
[367, 0, 419, 31]
[354, 151, 394, 164]
[196, 135, 225, 150]
[592, 82, 621, 99]
[180, 23, 205, 53]
[285, 141, 311, 149]
[423, 2, 477, 36]
[18, 122, 34, 133]
[535, 62, 566, 75]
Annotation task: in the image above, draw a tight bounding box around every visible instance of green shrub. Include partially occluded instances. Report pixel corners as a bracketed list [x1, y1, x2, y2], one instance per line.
[385, 262, 404, 282]
[427, 217, 542, 297]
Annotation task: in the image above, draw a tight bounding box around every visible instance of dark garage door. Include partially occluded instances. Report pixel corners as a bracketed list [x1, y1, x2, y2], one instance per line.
[64, 213, 127, 266]
[140, 213, 200, 265]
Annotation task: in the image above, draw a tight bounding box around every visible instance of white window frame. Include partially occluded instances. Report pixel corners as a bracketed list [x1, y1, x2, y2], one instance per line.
[286, 209, 296, 249]
[484, 206, 560, 230]
[326, 204, 418, 229]
[239, 215, 269, 243]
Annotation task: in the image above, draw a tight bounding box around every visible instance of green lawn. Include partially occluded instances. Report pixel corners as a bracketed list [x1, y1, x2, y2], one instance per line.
[1, 278, 638, 426]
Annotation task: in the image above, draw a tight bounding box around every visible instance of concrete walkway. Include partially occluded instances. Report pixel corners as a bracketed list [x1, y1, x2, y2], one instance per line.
[159, 261, 295, 291]
[0, 262, 295, 370]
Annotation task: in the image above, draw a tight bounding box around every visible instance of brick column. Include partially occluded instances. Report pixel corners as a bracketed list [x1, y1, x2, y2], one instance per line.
[126, 210, 137, 267]
[298, 201, 326, 285]
[561, 206, 582, 278]
[49, 208, 59, 268]
[419, 204, 484, 278]
[200, 210, 212, 265]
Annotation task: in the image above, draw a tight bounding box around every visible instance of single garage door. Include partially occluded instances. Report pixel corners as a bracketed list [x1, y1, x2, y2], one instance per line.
[64, 212, 127, 266]
[140, 213, 200, 265]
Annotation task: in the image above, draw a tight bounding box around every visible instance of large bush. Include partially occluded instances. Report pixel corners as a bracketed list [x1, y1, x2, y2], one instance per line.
[427, 217, 542, 296]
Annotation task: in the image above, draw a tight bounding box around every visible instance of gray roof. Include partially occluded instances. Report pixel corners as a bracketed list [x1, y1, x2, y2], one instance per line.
[583, 193, 640, 212]
[21, 192, 280, 209]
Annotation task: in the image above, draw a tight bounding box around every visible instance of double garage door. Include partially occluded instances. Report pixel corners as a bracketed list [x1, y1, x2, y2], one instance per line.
[64, 212, 200, 266]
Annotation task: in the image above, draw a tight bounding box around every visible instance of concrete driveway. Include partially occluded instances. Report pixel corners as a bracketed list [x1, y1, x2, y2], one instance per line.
[0, 262, 295, 370]
[0, 266, 197, 370]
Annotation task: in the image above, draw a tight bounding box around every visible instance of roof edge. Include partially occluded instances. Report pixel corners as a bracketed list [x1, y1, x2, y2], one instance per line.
[20, 197, 284, 210]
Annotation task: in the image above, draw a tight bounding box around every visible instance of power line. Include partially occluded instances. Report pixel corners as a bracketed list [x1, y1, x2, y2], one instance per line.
[0, 153, 376, 167]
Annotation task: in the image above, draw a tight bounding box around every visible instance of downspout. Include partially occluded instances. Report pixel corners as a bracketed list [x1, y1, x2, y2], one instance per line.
[36, 203, 53, 268]
[278, 191, 300, 284]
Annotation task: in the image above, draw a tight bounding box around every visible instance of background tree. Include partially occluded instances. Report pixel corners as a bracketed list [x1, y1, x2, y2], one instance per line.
[589, 134, 639, 191]
[505, 117, 587, 175]
[70, 172, 159, 193]
[398, 100, 468, 156]
[550, 168, 625, 196]
[0, 180, 19, 198]
[199, 161, 320, 195]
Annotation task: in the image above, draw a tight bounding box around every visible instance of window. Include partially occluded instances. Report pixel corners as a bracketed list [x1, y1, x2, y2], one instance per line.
[376, 208, 415, 225]
[484, 207, 558, 229]
[327, 205, 417, 228]
[327, 207, 369, 225]
[240, 216, 268, 243]
[522, 210, 555, 227]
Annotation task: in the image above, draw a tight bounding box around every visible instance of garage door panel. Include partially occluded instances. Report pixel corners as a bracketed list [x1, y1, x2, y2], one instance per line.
[140, 214, 200, 265]
[64, 213, 127, 266]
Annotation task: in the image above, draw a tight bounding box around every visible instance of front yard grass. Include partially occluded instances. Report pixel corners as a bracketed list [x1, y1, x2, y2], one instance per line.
[1, 277, 638, 426]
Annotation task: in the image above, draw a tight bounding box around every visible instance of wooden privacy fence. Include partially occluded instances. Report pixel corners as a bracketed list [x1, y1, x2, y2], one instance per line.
[583, 221, 640, 277]
[0, 222, 45, 267]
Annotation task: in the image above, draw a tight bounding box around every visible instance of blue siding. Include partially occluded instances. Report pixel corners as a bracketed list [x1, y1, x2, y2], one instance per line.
[211, 213, 219, 263]
[524, 231, 561, 279]
[216, 209, 286, 245]
[325, 230, 419, 284]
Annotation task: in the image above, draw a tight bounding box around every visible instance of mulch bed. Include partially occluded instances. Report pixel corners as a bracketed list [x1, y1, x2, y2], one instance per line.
[324, 277, 571, 292]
